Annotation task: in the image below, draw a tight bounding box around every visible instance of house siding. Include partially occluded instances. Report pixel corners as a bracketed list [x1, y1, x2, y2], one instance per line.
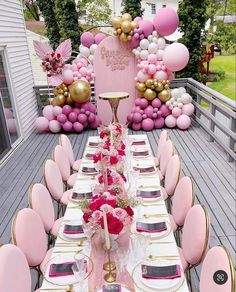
[0, 0, 37, 139]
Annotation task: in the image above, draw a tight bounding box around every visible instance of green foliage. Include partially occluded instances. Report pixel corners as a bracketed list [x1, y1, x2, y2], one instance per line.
[55, 0, 82, 51]
[22, 0, 40, 20]
[77, 0, 111, 27]
[177, 1, 209, 81]
[36, 0, 61, 49]
[213, 21, 236, 54]
[121, 0, 144, 19]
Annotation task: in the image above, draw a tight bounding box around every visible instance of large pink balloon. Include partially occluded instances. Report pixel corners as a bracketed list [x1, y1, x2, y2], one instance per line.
[43, 105, 55, 121]
[154, 117, 165, 129]
[163, 43, 189, 72]
[153, 8, 179, 36]
[165, 115, 177, 128]
[177, 114, 191, 130]
[49, 120, 61, 133]
[134, 17, 142, 23]
[152, 98, 162, 108]
[139, 20, 154, 37]
[182, 103, 195, 116]
[142, 118, 154, 131]
[94, 33, 106, 45]
[81, 32, 94, 47]
[35, 116, 49, 132]
[139, 98, 149, 109]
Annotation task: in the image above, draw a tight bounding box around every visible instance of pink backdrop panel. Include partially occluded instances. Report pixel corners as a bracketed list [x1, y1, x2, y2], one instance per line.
[94, 36, 137, 125]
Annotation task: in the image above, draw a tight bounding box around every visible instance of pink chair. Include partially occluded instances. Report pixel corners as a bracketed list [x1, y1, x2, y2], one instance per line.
[200, 246, 235, 292]
[59, 134, 82, 171]
[154, 130, 168, 166]
[11, 208, 53, 278]
[158, 139, 174, 181]
[178, 204, 210, 290]
[44, 159, 72, 207]
[29, 183, 63, 238]
[53, 145, 77, 188]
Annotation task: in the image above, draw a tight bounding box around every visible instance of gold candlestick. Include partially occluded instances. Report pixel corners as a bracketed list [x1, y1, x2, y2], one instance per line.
[104, 248, 116, 283]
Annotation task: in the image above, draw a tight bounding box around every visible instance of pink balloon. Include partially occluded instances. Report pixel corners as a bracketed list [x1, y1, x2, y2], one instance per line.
[142, 114, 147, 119]
[130, 37, 140, 49]
[4, 108, 13, 119]
[94, 33, 106, 45]
[79, 67, 87, 77]
[81, 32, 94, 47]
[90, 116, 101, 129]
[182, 103, 195, 116]
[144, 106, 154, 118]
[139, 98, 149, 109]
[57, 113, 67, 124]
[139, 20, 154, 37]
[177, 114, 191, 130]
[78, 113, 87, 123]
[137, 70, 149, 82]
[153, 8, 179, 36]
[156, 50, 164, 61]
[172, 107, 182, 118]
[148, 64, 157, 75]
[154, 70, 168, 80]
[63, 121, 73, 132]
[148, 54, 158, 64]
[62, 105, 73, 116]
[142, 118, 154, 131]
[49, 120, 61, 133]
[85, 110, 90, 116]
[73, 122, 84, 133]
[152, 113, 157, 119]
[52, 106, 62, 116]
[165, 115, 177, 128]
[160, 104, 171, 117]
[154, 117, 165, 129]
[163, 43, 189, 72]
[132, 122, 142, 131]
[68, 112, 78, 123]
[151, 98, 162, 108]
[133, 112, 143, 123]
[43, 105, 55, 121]
[87, 103, 96, 113]
[88, 113, 95, 123]
[62, 69, 74, 85]
[135, 98, 142, 106]
[134, 17, 142, 23]
[73, 108, 80, 115]
[35, 116, 49, 132]
[127, 113, 134, 123]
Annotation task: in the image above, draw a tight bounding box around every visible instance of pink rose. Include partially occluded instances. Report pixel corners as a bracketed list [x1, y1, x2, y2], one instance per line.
[124, 216, 133, 226]
[91, 210, 102, 221]
[100, 204, 114, 213]
[113, 208, 127, 220]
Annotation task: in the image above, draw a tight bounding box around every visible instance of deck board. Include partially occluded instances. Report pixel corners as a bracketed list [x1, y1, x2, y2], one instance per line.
[0, 125, 235, 291]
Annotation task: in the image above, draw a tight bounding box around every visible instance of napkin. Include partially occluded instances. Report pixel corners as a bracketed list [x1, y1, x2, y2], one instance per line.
[102, 284, 121, 292]
[63, 224, 84, 234]
[141, 264, 181, 279]
[137, 190, 161, 198]
[133, 150, 149, 157]
[72, 192, 93, 200]
[82, 166, 97, 173]
[132, 140, 146, 146]
[49, 262, 75, 277]
[85, 153, 94, 159]
[133, 166, 155, 173]
[89, 141, 99, 147]
[136, 221, 167, 233]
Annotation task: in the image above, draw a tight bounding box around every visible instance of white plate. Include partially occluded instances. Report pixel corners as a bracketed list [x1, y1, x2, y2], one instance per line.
[59, 220, 85, 240]
[131, 218, 171, 240]
[132, 259, 184, 291]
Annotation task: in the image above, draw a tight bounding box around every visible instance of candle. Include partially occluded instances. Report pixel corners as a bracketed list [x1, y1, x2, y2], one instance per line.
[103, 211, 111, 250]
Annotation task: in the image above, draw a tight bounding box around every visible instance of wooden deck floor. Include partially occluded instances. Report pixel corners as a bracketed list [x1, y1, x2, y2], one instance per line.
[0, 124, 235, 291]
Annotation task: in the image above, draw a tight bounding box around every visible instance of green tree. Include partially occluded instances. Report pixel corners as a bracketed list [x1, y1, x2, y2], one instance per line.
[121, 0, 144, 19]
[36, 0, 61, 49]
[177, 0, 209, 81]
[23, 0, 40, 21]
[55, 0, 82, 51]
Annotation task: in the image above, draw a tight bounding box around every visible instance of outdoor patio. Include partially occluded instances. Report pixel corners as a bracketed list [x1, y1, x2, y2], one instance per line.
[0, 122, 235, 290]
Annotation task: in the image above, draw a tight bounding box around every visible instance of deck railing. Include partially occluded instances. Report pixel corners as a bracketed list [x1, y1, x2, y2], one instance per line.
[34, 78, 236, 162]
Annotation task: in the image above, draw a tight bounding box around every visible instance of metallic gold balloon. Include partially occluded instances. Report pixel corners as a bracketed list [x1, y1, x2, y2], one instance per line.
[66, 94, 74, 105]
[117, 28, 122, 35]
[121, 13, 132, 21]
[64, 91, 69, 97]
[145, 79, 154, 88]
[144, 89, 156, 101]
[120, 32, 128, 42]
[155, 82, 164, 92]
[54, 94, 66, 106]
[113, 31, 118, 36]
[121, 20, 132, 33]
[127, 35, 132, 41]
[131, 21, 139, 29]
[52, 98, 58, 106]
[69, 80, 91, 103]
[129, 30, 134, 36]
[158, 89, 171, 102]
[137, 82, 146, 92]
[164, 84, 169, 90]
[111, 17, 121, 29]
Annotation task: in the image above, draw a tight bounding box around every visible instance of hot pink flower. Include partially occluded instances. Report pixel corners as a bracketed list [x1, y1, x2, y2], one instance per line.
[91, 210, 102, 221]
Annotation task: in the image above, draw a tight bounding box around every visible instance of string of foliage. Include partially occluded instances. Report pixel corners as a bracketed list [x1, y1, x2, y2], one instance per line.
[121, 0, 144, 19]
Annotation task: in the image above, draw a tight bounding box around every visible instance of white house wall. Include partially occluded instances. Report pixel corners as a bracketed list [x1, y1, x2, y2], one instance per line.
[0, 0, 37, 139]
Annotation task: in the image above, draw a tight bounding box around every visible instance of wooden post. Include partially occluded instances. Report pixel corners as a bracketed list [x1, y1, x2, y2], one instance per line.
[209, 103, 216, 142]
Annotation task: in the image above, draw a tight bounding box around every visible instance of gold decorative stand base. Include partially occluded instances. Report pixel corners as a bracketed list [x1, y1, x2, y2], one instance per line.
[103, 248, 116, 283]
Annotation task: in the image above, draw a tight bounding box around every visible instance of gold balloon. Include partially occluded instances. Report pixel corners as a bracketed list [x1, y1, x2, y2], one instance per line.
[113, 31, 118, 36]
[127, 35, 132, 41]
[158, 89, 171, 102]
[69, 80, 91, 103]
[136, 82, 146, 92]
[155, 82, 164, 92]
[120, 32, 128, 42]
[144, 89, 156, 101]
[52, 98, 58, 106]
[164, 84, 169, 90]
[111, 17, 121, 29]
[64, 91, 69, 97]
[145, 79, 154, 88]
[117, 28, 122, 35]
[121, 13, 132, 21]
[129, 30, 134, 36]
[54, 94, 66, 106]
[66, 94, 74, 105]
[121, 20, 132, 33]
[131, 21, 139, 29]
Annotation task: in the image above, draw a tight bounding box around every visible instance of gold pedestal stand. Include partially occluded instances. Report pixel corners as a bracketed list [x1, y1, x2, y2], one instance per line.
[103, 248, 116, 283]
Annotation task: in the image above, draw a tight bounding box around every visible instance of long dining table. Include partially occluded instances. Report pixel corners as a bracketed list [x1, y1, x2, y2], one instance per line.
[40, 134, 189, 292]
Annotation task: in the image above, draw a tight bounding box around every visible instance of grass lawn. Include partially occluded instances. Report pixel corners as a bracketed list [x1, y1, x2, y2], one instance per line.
[207, 55, 235, 101]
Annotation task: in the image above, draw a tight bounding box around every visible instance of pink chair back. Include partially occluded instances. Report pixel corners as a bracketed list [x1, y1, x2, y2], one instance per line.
[29, 183, 55, 233]
[12, 208, 48, 267]
[159, 139, 174, 177]
[164, 154, 181, 196]
[59, 134, 75, 167]
[53, 145, 70, 181]
[172, 176, 194, 227]
[44, 159, 63, 201]
[200, 246, 235, 292]
[182, 205, 210, 266]
[156, 130, 168, 164]
[0, 244, 31, 292]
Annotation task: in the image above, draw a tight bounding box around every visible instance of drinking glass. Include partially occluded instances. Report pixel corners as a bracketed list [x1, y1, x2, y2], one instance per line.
[72, 254, 87, 291]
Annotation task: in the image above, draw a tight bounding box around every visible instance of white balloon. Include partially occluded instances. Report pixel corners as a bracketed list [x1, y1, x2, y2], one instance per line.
[170, 98, 175, 103]
[140, 50, 149, 60]
[152, 31, 158, 37]
[173, 101, 178, 107]
[178, 103, 183, 109]
[148, 35, 153, 42]
[148, 43, 158, 54]
[156, 49, 164, 60]
[171, 88, 180, 99]
[177, 98, 182, 103]
[88, 55, 94, 64]
[152, 37, 158, 44]
[166, 101, 171, 106]
[132, 49, 137, 54]
[135, 51, 140, 58]
[137, 47, 142, 52]
[178, 87, 186, 95]
[90, 44, 98, 54]
[157, 37, 166, 50]
[140, 39, 149, 50]
[181, 93, 192, 104]
[169, 105, 173, 110]
[80, 46, 90, 58]
[79, 44, 84, 51]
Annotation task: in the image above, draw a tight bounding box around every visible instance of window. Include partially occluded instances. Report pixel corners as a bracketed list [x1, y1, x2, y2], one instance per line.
[151, 4, 156, 14]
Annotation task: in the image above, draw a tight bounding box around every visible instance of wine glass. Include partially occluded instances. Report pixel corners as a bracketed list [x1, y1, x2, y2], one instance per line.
[72, 254, 87, 291]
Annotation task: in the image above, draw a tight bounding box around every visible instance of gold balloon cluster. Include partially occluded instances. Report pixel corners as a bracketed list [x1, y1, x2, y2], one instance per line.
[111, 13, 139, 42]
[135, 79, 171, 102]
[52, 80, 91, 106]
